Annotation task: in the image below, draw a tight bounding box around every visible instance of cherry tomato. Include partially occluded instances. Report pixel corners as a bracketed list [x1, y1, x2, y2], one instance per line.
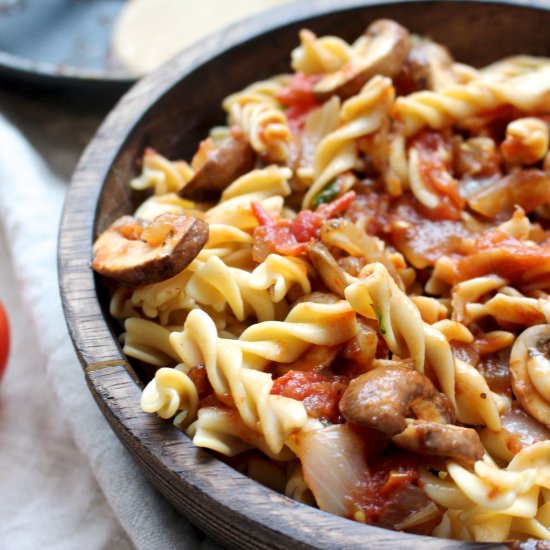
[0, 300, 9, 379]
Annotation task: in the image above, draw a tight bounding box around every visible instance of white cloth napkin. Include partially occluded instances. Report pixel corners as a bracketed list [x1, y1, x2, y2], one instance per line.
[0, 114, 216, 549]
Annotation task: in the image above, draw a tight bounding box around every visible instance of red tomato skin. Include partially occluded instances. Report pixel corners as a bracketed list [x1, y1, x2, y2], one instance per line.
[0, 300, 9, 379]
[271, 370, 348, 424]
[276, 72, 320, 108]
[275, 72, 322, 131]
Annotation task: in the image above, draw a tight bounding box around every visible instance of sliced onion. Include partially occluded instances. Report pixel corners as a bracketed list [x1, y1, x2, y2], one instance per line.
[394, 500, 441, 531]
[481, 404, 550, 462]
[501, 406, 550, 447]
[296, 424, 368, 516]
[467, 170, 550, 219]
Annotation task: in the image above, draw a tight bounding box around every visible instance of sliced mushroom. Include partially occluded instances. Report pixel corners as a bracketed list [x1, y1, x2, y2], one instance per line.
[340, 365, 484, 463]
[179, 127, 255, 200]
[92, 212, 208, 287]
[307, 241, 349, 298]
[313, 19, 410, 101]
[400, 38, 457, 93]
[392, 421, 485, 464]
[510, 324, 550, 427]
[339, 365, 453, 435]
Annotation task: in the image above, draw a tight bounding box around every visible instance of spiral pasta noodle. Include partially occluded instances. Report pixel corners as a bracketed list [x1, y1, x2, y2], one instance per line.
[249, 254, 311, 303]
[223, 77, 292, 163]
[130, 148, 195, 195]
[169, 300, 356, 454]
[510, 325, 550, 426]
[345, 262, 425, 370]
[291, 29, 352, 74]
[423, 442, 550, 541]
[303, 75, 395, 208]
[393, 81, 501, 136]
[141, 365, 198, 428]
[184, 256, 279, 322]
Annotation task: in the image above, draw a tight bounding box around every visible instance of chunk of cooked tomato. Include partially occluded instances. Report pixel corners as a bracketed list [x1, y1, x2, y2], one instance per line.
[276, 72, 321, 131]
[251, 192, 356, 262]
[389, 194, 481, 269]
[270, 370, 348, 424]
[447, 229, 550, 285]
[346, 452, 435, 531]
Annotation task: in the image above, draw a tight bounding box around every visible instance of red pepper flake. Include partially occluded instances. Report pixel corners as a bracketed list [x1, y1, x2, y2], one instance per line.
[251, 201, 276, 227]
[317, 191, 356, 218]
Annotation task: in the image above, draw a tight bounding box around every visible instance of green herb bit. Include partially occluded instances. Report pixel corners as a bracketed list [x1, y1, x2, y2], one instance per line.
[371, 303, 386, 335]
[312, 179, 339, 208]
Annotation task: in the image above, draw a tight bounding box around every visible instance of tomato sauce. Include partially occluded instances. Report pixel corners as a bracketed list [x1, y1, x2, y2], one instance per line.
[345, 452, 432, 529]
[344, 188, 393, 236]
[270, 370, 348, 424]
[390, 194, 481, 268]
[446, 230, 550, 285]
[187, 365, 214, 400]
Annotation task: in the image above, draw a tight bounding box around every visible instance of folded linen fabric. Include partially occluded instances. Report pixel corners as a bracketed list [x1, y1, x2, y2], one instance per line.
[0, 114, 205, 549]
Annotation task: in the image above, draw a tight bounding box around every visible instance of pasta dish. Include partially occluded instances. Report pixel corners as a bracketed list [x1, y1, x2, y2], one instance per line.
[91, 19, 550, 543]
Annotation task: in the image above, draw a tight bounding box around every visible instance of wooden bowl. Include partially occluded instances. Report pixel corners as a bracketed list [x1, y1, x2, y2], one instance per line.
[59, 1, 550, 548]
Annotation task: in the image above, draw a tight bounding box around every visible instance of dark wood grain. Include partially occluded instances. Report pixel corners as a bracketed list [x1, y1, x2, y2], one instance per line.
[58, 1, 550, 548]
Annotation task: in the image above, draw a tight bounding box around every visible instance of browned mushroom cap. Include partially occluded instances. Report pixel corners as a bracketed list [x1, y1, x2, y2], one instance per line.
[313, 19, 410, 101]
[91, 213, 208, 287]
[179, 127, 256, 200]
[339, 365, 453, 435]
[340, 365, 485, 463]
[400, 38, 457, 93]
[392, 421, 485, 463]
